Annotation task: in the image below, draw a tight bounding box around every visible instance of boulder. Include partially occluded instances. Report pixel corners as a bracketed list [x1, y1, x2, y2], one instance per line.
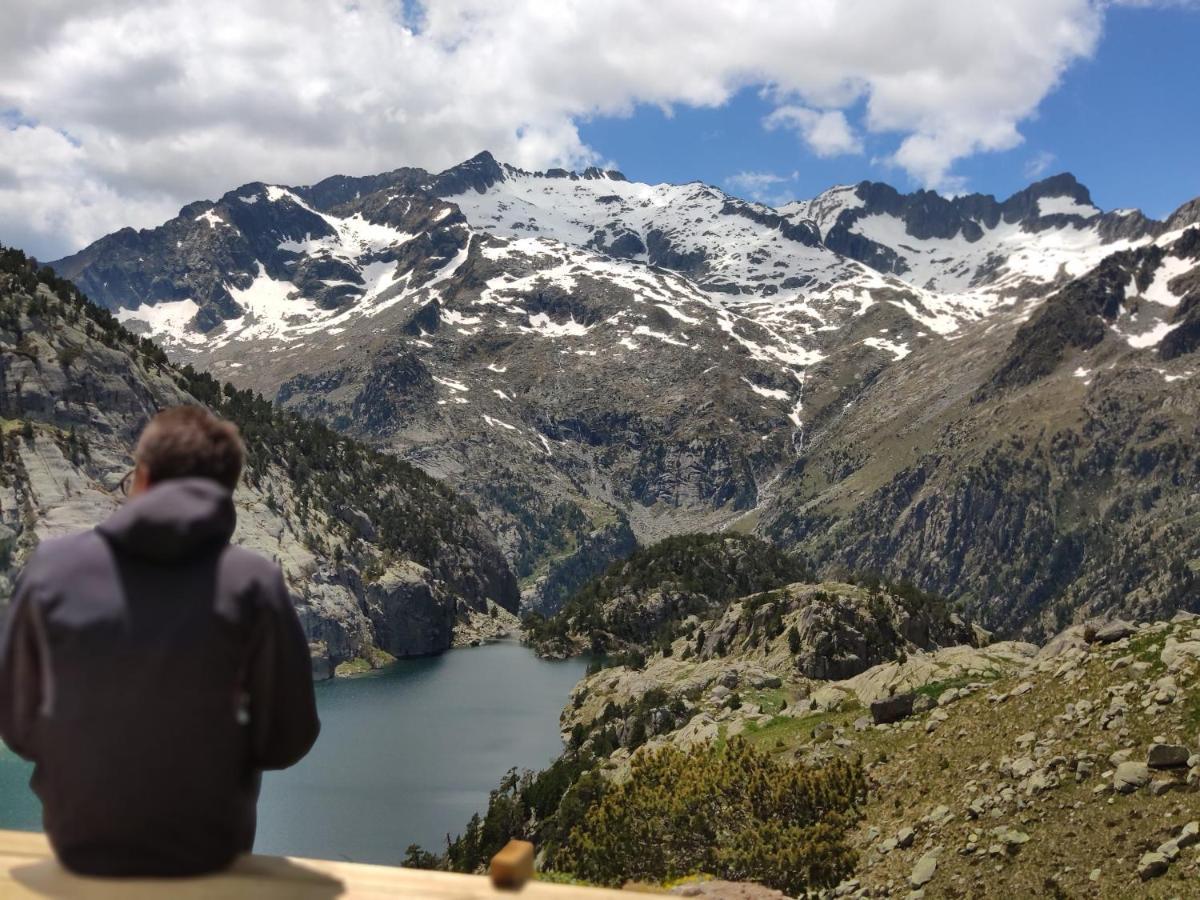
[1177, 821, 1200, 850]
[1137, 851, 1169, 881]
[912, 693, 935, 713]
[1011, 757, 1036, 777]
[1150, 779, 1178, 797]
[811, 685, 850, 712]
[1037, 624, 1089, 659]
[871, 692, 915, 725]
[937, 687, 961, 706]
[1093, 620, 1136, 643]
[1113, 762, 1150, 794]
[1147, 743, 1190, 769]
[910, 850, 939, 889]
[1161, 638, 1200, 668]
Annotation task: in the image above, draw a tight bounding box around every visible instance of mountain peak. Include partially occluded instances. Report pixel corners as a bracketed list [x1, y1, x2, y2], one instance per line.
[430, 151, 507, 196]
[1022, 172, 1089, 202]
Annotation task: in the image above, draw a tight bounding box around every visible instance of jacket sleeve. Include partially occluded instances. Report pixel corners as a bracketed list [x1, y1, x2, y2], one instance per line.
[0, 573, 44, 761]
[247, 567, 320, 770]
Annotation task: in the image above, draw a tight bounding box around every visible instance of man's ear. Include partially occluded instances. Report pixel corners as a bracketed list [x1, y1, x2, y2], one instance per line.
[130, 464, 153, 497]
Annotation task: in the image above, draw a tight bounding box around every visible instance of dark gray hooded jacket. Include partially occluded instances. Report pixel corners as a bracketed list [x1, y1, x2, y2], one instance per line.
[0, 478, 320, 876]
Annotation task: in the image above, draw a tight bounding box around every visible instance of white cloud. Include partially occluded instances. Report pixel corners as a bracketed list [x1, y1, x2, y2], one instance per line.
[0, 0, 1141, 258]
[764, 107, 862, 157]
[725, 170, 799, 204]
[1024, 151, 1058, 180]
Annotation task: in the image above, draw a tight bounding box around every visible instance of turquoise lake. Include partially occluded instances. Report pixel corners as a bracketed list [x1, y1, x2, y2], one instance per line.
[0, 641, 588, 865]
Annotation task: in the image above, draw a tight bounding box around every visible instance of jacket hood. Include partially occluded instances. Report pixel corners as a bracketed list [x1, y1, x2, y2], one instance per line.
[97, 478, 236, 563]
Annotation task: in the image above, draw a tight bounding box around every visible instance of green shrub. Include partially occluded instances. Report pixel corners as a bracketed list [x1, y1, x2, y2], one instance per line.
[554, 738, 865, 895]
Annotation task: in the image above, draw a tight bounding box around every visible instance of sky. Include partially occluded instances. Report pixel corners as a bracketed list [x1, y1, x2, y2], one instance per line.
[1, 0, 1198, 260]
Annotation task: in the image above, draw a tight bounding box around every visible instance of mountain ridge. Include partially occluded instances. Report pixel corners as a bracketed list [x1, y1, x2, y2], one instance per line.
[35, 153, 1200, 635]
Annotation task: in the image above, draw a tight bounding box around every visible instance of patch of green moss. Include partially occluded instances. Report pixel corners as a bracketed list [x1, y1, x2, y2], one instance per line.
[742, 710, 850, 753]
[913, 673, 997, 701]
[334, 646, 396, 676]
[1127, 627, 1172, 676]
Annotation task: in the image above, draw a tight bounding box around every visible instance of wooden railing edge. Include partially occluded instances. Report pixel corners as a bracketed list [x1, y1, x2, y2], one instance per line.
[0, 830, 633, 898]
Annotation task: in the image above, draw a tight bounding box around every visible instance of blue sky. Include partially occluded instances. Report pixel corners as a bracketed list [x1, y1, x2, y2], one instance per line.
[579, 4, 1200, 217]
[3, 1, 1199, 260]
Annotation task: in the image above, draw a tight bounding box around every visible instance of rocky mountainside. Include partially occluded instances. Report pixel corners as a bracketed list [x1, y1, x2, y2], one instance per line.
[569, 612, 1200, 898]
[0, 247, 517, 678]
[432, 563, 1200, 897]
[44, 153, 1200, 633]
[761, 227, 1200, 638]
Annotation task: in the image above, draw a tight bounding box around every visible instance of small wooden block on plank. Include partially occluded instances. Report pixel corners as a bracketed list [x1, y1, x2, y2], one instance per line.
[489, 839, 534, 890]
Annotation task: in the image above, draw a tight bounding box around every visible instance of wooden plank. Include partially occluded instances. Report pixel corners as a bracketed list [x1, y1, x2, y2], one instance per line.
[0, 830, 630, 899]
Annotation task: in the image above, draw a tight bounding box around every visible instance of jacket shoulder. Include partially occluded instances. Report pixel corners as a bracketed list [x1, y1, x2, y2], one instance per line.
[21, 531, 112, 590]
[217, 545, 289, 605]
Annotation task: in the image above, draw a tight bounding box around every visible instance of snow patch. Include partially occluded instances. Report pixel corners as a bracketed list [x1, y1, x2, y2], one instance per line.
[741, 378, 790, 401]
[527, 313, 589, 337]
[862, 336, 911, 360]
[1140, 255, 1194, 308]
[632, 324, 688, 347]
[195, 209, 229, 229]
[432, 375, 469, 392]
[115, 299, 202, 344]
[1037, 196, 1100, 219]
[1123, 320, 1182, 349]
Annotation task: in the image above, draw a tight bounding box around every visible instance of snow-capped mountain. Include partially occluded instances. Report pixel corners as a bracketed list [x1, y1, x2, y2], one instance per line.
[783, 173, 1186, 297]
[44, 153, 1200, 630]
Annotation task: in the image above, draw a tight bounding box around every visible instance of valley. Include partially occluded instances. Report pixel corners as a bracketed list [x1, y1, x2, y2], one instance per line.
[2, 153, 1198, 898]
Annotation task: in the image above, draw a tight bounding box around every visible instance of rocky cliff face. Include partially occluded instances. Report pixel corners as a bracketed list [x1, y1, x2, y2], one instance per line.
[0, 248, 516, 677]
[760, 230, 1200, 639]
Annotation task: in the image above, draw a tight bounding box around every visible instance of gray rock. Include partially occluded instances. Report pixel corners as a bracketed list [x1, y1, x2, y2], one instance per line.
[936, 687, 961, 706]
[1011, 757, 1036, 777]
[1149, 779, 1178, 797]
[1093, 620, 1136, 643]
[912, 693, 935, 713]
[1147, 743, 1190, 769]
[1113, 761, 1150, 793]
[871, 692, 915, 725]
[1176, 821, 1200, 850]
[896, 827, 915, 849]
[910, 850, 938, 888]
[1137, 851, 1169, 881]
